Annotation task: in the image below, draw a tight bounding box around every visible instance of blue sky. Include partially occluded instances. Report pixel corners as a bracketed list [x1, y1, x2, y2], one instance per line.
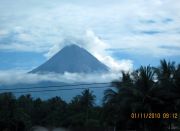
[0, 0, 180, 72]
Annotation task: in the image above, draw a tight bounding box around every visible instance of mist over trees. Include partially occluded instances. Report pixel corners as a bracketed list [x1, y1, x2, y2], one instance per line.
[0, 60, 180, 131]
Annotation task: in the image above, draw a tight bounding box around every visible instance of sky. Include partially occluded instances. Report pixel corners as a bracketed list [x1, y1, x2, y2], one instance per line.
[0, 0, 180, 84]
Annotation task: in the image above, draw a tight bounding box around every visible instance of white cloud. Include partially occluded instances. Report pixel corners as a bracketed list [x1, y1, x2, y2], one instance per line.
[17, 33, 33, 42]
[0, 70, 122, 85]
[0, 29, 9, 36]
[0, 0, 179, 57]
[0, 29, 133, 85]
[109, 33, 180, 57]
[0, 0, 179, 74]
[45, 30, 133, 72]
[0, 43, 47, 53]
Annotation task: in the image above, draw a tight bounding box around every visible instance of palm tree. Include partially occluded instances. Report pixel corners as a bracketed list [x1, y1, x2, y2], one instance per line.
[68, 89, 96, 127]
[103, 71, 136, 129]
[155, 59, 175, 88]
[154, 60, 177, 111]
[174, 64, 180, 92]
[80, 89, 96, 109]
[104, 71, 133, 104]
[173, 64, 180, 105]
[133, 66, 167, 130]
[172, 64, 180, 128]
[103, 66, 166, 130]
[153, 59, 178, 129]
[79, 89, 96, 126]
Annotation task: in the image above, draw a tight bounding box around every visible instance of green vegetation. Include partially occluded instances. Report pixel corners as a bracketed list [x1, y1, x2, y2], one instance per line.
[0, 60, 180, 131]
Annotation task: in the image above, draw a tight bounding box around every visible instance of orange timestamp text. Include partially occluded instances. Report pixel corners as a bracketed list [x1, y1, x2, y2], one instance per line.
[131, 113, 178, 119]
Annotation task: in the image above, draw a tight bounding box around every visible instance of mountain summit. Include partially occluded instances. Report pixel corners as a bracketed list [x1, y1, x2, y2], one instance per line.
[30, 44, 109, 74]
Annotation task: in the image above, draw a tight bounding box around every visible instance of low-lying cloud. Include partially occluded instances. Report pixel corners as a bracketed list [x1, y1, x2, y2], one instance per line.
[0, 70, 124, 85]
[1, 0, 179, 85]
[0, 30, 133, 85]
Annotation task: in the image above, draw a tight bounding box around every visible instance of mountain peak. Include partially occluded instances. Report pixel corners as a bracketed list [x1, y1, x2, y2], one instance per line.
[61, 44, 83, 52]
[30, 44, 109, 74]
[65, 44, 81, 48]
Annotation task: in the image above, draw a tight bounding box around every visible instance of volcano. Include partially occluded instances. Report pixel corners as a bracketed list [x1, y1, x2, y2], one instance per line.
[30, 44, 109, 74]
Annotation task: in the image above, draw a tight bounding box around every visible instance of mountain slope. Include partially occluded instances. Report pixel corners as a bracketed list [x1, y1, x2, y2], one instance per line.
[30, 44, 109, 74]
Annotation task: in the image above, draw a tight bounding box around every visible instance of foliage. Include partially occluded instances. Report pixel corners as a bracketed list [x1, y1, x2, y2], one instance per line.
[103, 59, 180, 130]
[0, 59, 180, 130]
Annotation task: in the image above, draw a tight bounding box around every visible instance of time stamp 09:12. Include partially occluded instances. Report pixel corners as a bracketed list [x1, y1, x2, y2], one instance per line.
[131, 113, 179, 119]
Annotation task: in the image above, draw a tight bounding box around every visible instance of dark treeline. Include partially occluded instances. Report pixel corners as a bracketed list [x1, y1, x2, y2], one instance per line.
[0, 59, 180, 131]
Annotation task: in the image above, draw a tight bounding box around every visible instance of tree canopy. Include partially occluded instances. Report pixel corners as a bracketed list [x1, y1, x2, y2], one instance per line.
[0, 59, 180, 131]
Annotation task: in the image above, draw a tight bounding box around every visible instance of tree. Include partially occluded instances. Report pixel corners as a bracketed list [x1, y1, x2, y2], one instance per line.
[16, 94, 33, 129]
[0, 92, 16, 130]
[103, 71, 136, 129]
[44, 96, 67, 127]
[0, 92, 27, 131]
[103, 66, 166, 130]
[31, 98, 47, 126]
[173, 64, 180, 106]
[67, 89, 96, 127]
[80, 89, 96, 109]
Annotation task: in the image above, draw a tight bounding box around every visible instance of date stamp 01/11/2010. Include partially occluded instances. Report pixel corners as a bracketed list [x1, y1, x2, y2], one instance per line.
[130, 113, 179, 119]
